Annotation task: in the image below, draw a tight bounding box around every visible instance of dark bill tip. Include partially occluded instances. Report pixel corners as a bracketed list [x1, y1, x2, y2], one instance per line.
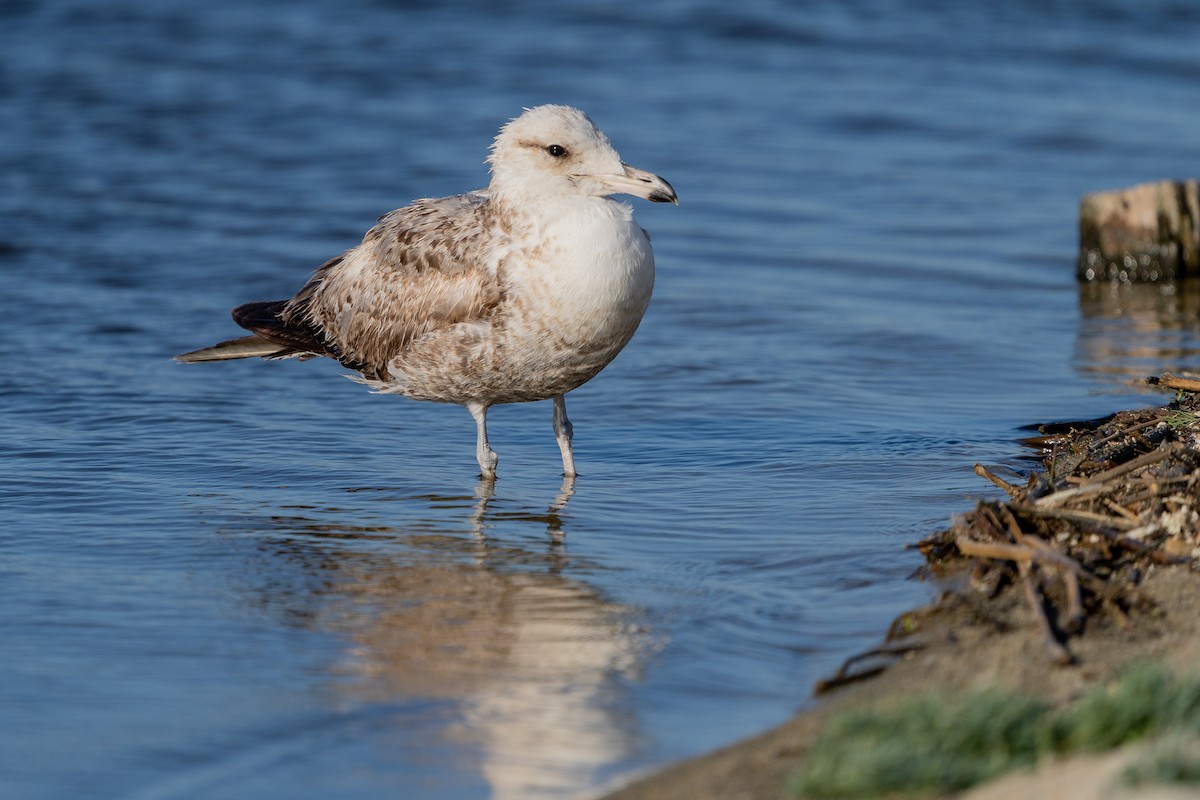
[648, 178, 678, 204]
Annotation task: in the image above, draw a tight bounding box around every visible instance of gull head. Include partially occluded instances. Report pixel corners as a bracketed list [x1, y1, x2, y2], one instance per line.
[488, 105, 677, 206]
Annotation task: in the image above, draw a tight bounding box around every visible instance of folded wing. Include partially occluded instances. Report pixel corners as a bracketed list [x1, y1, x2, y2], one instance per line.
[234, 192, 505, 381]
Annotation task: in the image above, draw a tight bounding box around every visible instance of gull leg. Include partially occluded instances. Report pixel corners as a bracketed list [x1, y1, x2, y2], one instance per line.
[466, 401, 499, 479]
[552, 394, 576, 478]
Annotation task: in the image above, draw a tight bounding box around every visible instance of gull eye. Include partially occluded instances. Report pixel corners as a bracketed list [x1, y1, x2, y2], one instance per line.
[545, 144, 568, 158]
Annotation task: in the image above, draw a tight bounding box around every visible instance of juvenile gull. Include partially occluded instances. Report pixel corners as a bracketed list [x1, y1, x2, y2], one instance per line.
[176, 105, 677, 478]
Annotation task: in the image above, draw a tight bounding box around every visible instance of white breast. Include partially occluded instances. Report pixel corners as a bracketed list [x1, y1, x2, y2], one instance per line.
[507, 197, 655, 348]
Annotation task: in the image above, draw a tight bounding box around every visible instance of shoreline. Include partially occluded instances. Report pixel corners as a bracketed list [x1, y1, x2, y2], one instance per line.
[602, 385, 1200, 800]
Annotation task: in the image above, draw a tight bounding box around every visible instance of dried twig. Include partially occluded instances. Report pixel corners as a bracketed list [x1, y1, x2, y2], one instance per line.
[1091, 417, 1163, 447]
[1081, 442, 1183, 486]
[813, 643, 927, 695]
[1011, 504, 1139, 532]
[1019, 561, 1073, 666]
[974, 463, 1022, 498]
[1074, 524, 1191, 564]
[955, 533, 1034, 563]
[990, 503, 1087, 635]
[1035, 481, 1112, 509]
[1104, 499, 1140, 522]
[1061, 568, 1084, 634]
[998, 504, 1093, 579]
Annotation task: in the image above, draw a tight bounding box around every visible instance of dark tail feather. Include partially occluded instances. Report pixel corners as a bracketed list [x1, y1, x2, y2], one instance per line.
[176, 299, 325, 364]
[231, 299, 326, 355]
[175, 335, 286, 363]
[231, 300, 289, 332]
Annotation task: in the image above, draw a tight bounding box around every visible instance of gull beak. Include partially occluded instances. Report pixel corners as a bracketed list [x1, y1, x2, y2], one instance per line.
[586, 163, 678, 205]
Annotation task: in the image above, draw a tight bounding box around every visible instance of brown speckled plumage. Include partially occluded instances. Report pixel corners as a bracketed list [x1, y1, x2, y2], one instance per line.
[176, 105, 677, 477]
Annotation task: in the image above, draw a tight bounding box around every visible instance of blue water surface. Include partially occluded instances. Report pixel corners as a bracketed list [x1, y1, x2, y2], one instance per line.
[5, 1, 1200, 798]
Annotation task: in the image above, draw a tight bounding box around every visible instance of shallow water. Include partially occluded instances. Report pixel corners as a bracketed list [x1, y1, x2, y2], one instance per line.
[6, 1, 1200, 798]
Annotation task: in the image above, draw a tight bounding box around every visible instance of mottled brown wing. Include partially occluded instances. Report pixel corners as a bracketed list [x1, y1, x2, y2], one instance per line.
[280, 192, 504, 381]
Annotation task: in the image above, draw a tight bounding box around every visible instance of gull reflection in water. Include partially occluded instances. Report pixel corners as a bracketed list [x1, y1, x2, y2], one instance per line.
[265, 477, 648, 800]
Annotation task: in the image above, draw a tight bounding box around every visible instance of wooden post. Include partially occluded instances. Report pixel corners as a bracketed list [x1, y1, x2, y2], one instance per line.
[1078, 179, 1200, 281]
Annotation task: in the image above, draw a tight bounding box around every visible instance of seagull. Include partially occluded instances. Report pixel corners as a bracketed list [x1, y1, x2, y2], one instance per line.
[176, 105, 677, 478]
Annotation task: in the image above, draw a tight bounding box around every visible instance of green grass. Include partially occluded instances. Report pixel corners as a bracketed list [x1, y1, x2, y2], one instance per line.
[793, 665, 1200, 798]
[1165, 409, 1200, 430]
[1123, 734, 1200, 787]
[1052, 664, 1200, 751]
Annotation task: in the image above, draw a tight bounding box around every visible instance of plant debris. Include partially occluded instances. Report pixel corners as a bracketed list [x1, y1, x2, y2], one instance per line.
[915, 375, 1200, 666]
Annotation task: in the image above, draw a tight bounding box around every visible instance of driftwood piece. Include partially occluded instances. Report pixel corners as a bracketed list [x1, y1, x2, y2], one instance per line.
[1079, 179, 1200, 282]
[1148, 373, 1200, 393]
